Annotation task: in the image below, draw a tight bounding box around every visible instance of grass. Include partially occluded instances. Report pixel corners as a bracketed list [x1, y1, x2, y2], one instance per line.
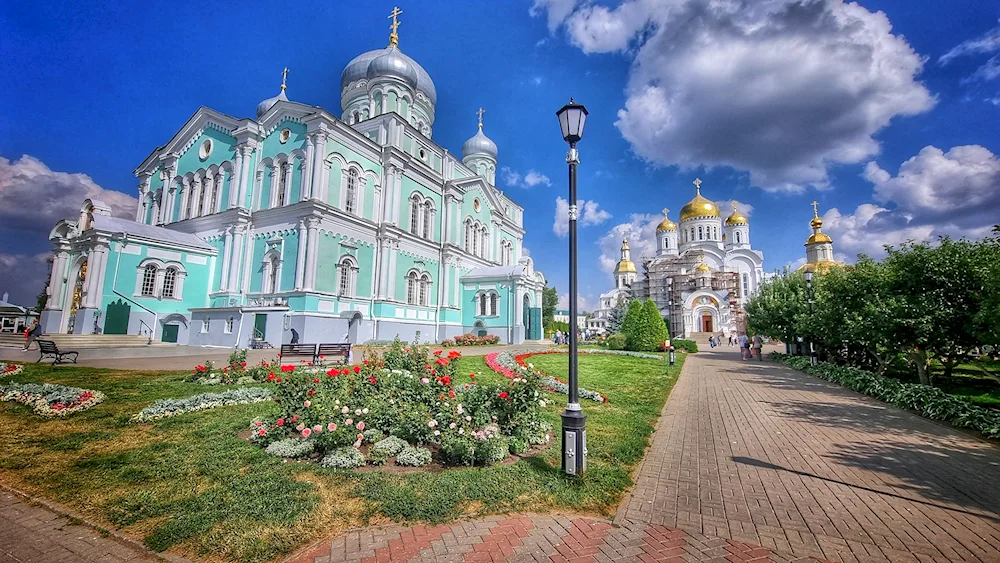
[0, 351, 684, 562]
[932, 358, 1000, 409]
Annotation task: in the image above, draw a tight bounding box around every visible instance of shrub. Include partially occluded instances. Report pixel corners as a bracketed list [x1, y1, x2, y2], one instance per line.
[508, 436, 529, 455]
[320, 447, 366, 469]
[133, 387, 271, 423]
[439, 435, 477, 466]
[362, 428, 385, 443]
[606, 333, 627, 350]
[265, 438, 316, 458]
[452, 333, 501, 346]
[368, 447, 392, 465]
[0, 382, 105, 417]
[396, 446, 432, 467]
[670, 339, 698, 353]
[372, 436, 409, 457]
[620, 300, 644, 349]
[474, 435, 509, 466]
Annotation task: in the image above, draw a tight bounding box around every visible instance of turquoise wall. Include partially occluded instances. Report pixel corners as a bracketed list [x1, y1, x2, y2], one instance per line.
[97, 242, 215, 314]
[393, 252, 439, 305]
[176, 128, 236, 179]
[460, 282, 514, 327]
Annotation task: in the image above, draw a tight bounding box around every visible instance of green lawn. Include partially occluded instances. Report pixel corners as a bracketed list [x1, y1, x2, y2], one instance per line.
[933, 358, 1000, 409]
[0, 351, 683, 563]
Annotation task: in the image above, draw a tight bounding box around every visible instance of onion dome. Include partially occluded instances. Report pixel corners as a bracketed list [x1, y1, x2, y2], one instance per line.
[806, 232, 833, 245]
[366, 48, 418, 89]
[696, 256, 712, 273]
[805, 201, 832, 245]
[679, 178, 720, 221]
[341, 48, 437, 104]
[725, 201, 748, 226]
[656, 208, 677, 232]
[463, 110, 498, 159]
[256, 87, 288, 118]
[614, 238, 637, 274]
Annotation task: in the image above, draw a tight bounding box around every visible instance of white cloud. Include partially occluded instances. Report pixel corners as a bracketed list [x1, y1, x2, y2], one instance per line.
[532, 76, 544, 86]
[824, 145, 1000, 258]
[520, 246, 531, 258]
[785, 257, 807, 272]
[940, 22, 1000, 64]
[0, 154, 138, 235]
[597, 213, 660, 274]
[533, 0, 935, 191]
[535, 38, 548, 47]
[0, 253, 51, 309]
[557, 292, 598, 312]
[715, 200, 753, 218]
[554, 197, 613, 237]
[501, 166, 551, 189]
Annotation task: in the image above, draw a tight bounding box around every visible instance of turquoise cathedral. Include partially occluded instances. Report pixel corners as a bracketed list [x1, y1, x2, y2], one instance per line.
[39, 14, 546, 347]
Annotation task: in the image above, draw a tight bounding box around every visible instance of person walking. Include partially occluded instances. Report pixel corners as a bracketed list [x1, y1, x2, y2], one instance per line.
[752, 334, 764, 361]
[22, 320, 42, 351]
[739, 333, 749, 360]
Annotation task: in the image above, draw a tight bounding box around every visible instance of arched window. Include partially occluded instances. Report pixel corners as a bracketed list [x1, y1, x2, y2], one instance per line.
[490, 293, 498, 316]
[162, 267, 177, 298]
[263, 254, 280, 294]
[736, 231, 742, 243]
[713, 226, 718, 239]
[409, 195, 421, 235]
[225, 316, 234, 334]
[422, 202, 432, 239]
[406, 271, 418, 305]
[141, 264, 158, 296]
[186, 181, 198, 219]
[698, 226, 704, 240]
[345, 169, 359, 214]
[419, 273, 430, 306]
[338, 256, 356, 297]
[464, 220, 472, 253]
[276, 164, 287, 207]
[479, 293, 488, 316]
[352, 111, 360, 124]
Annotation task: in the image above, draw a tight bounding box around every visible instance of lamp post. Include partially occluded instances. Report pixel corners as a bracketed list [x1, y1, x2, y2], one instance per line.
[667, 279, 675, 366]
[804, 270, 816, 366]
[556, 98, 588, 477]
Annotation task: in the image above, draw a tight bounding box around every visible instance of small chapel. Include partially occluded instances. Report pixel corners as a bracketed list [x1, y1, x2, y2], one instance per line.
[588, 179, 765, 338]
[39, 9, 546, 346]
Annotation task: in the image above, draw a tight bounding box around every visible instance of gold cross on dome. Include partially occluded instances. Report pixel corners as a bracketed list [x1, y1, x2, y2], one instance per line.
[811, 200, 820, 216]
[388, 6, 403, 46]
[280, 67, 289, 90]
[693, 178, 702, 193]
[662, 207, 670, 217]
[476, 107, 485, 128]
[732, 200, 739, 211]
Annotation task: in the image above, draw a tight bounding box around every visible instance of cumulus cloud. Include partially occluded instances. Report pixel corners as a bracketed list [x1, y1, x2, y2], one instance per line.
[597, 213, 660, 274]
[500, 166, 551, 188]
[557, 292, 599, 312]
[823, 145, 1000, 258]
[532, 0, 935, 191]
[715, 199, 753, 218]
[553, 197, 613, 237]
[0, 155, 137, 235]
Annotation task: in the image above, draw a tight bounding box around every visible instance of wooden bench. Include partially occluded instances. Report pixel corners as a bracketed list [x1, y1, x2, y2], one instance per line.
[36, 340, 79, 365]
[279, 344, 317, 363]
[316, 343, 352, 365]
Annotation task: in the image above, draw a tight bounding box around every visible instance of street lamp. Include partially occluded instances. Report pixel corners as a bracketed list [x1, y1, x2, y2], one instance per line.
[804, 270, 816, 366]
[667, 279, 675, 366]
[556, 98, 588, 477]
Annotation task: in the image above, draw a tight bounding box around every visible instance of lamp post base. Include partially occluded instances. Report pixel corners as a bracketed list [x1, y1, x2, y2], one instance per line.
[561, 409, 587, 476]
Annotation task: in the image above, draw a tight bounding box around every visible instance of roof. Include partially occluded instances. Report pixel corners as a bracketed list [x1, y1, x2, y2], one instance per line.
[461, 264, 526, 280]
[92, 216, 216, 251]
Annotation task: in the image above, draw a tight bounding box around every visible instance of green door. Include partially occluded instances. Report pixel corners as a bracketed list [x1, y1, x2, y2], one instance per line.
[161, 324, 179, 343]
[104, 299, 130, 335]
[529, 308, 542, 340]
[254, 314, 267, 339]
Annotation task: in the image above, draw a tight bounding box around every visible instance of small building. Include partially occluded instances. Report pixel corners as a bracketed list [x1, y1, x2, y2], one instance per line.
[0, 292, 38, 333]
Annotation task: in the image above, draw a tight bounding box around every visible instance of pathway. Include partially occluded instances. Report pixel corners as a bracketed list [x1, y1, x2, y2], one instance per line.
[286, 345, 1000, 563]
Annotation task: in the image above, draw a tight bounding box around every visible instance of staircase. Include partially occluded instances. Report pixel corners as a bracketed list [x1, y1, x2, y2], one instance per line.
[0, 333, 173, 349]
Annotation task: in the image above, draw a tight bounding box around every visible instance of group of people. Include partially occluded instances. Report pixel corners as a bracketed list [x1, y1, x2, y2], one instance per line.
[708, 332, 765, 360]
[551, 330, 571, 345]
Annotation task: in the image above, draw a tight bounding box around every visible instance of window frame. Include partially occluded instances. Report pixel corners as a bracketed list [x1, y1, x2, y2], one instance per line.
[161, 267, 177, 299]
[141, 264, 158, 297]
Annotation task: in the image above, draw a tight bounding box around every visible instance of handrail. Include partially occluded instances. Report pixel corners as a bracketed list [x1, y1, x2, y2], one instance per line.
[112, 290, 154, 315]
[114, 290, 155, 344]
[139, 320, 153, 345]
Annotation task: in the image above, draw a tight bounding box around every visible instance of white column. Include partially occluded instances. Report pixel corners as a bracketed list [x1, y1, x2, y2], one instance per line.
[237, 145, 253, 208]
[201, 172, 215, 216]
[228, 226, 245, 292]
[282, 163, 293, 206]
[220, 227, 233, 291]
[303, 135, 315, 201]
[83, 247, 101, 308]
[311, 133, 327, 201]
[294, 220, 307, 290]
[386, 246, 398, 300]
[376, 240, 390, 299]
[230, 147, 244, 208]
[165, 181, 178, 223]
[442, 262, 451, 308]
[303, 218, 320, 291]
[452, 266, 460, 307]
[47, 252, 68, 309]
[136, 174, 151, 221]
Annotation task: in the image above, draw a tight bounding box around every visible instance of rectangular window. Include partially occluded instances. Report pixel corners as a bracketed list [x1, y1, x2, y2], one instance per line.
[201, 318, 209, 333]
[141, 266, 157, 297]
[225, 317, 234, 334]
[490, 294, 498, 316]
[698, 226, 703, 240]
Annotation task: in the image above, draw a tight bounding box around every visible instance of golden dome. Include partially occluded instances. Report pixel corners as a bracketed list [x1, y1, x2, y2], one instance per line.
[656, 208, 677, 232]
[797, 260, 840, 273]
[614, 237, 637, 273]
[679, 178, 720, 221]
[724, 201, 748, 226]
[810, 216, 823, 229]
[696, 262, 711, 273]
[805, 233, 833, 245]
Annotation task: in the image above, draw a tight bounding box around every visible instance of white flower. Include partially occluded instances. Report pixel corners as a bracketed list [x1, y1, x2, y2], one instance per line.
[341, 406, 349, 414]
[539, 400, 546, 407]
[449, 422, 457, 429]
[458, 428, 464, 435]
[528, 363, 534, 368]
[465, 416, 471, 422]
[354, 409, 362, 416]
[434, 430, 440, 436]
[362, 408, 369, 414]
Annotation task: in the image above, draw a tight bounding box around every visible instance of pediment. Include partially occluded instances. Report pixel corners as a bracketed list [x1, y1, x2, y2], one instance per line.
[451, 177, 504, 217]
[134, 107, 244, 175]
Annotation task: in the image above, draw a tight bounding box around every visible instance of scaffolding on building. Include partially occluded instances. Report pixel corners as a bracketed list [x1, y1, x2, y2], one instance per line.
[635, 254, 746, 336]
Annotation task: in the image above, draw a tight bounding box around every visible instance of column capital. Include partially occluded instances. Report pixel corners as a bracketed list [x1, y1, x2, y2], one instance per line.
[305, 216, 321, 229]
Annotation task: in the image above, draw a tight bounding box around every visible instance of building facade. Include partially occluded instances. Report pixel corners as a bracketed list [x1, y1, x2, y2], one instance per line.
[590, 179, 764, 338]
[39, 17, 545, 346]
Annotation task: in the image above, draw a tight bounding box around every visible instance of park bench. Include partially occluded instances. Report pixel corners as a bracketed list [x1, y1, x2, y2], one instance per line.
[316, 343, 352, 365]
[36, 340, 79, 365]
[279, 344, 317, 363]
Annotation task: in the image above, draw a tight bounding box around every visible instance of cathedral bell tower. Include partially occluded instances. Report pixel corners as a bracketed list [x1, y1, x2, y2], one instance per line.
[614, 238, 638, 289]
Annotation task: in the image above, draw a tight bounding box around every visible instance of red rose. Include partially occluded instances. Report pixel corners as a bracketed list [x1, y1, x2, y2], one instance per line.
[341, 368, 350, 375]
[267, 373, 276, 381]
[276, 418, 285, 426]
[313, 378, 320, 383]
[280, 365, 295, 373]
[308, 389, 315, 396]
[448, 351, 460, 359]
[498, 392, 509, 399]
[449, 389, 456, 398]
[353, 365, 361, 374]
[327, 369, 337, 377]
[435, 358, 448, 366]
[469, 373, 476, 378]
[241, 362, 247, 367]
[291, 415, 299, 422]
[276, 377, 282, 383]
[369, 375, 377, 385]
[319, 355, 325, 359]
[440, 375, 451, 385]
[433, 350, 442, 356]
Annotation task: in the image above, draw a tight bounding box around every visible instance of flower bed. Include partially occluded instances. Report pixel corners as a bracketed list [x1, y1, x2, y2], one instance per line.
[187, 349, 289, 385]
[1, 363, 24, 376]
[441, 333, 501, 347]
[485, 351, 609, 403]
[248, 342, 551, 468]
[132, 387, 272, 422]
[0, 382, 105, 417]
[772, 353, 1000, 439]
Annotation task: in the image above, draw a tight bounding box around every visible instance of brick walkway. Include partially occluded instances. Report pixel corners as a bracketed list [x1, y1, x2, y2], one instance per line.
[287, 346, 1000, 563]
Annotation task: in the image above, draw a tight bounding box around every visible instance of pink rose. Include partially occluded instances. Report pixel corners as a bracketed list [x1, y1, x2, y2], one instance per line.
[327, 423, 337, 432]
[301, 428, 312, 438]
[296, 423, 305, 431]
[312, 424, 322, 433]
[421, 378, 430, 384]
[303, 400, 311, 408]
[354, 409, 362, 416]
[341, 406, 349, 414]
[357, 421, 366, 431]
[345, 419, 353, 426]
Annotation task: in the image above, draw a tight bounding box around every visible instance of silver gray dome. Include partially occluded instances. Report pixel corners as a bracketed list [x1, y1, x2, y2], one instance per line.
[340, 47, 437, 105]
[366, 49, 418, 89]
[462, 127, 498, 160]
[256, 89, 288, 118]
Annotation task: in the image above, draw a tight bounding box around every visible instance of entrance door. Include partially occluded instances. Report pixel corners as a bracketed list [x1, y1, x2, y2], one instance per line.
[701, 314, 713, 333]
[522, 295, 531, 338]
[254, 314, 267, 340]
[104, 299, 131, 335]
[161, 324, 179, 343]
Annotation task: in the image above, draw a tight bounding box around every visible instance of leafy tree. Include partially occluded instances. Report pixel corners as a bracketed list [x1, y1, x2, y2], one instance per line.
[746, 269, 808, 346]
[641, 299, 670, 350]
[542, 285, 558, 328]
[621, 300, 644, 350]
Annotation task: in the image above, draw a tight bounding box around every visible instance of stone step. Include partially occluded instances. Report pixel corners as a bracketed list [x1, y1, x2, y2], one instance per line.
[0, 333, 174, 349]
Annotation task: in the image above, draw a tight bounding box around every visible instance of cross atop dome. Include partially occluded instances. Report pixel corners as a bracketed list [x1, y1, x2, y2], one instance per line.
[477, 107, 485, 129]
[662, 207, 669, 217]
[811, 200, 820, 217]
[388, 6, 402, 47]
[280, 67, 289, 91]
[693, 178, 702, 194]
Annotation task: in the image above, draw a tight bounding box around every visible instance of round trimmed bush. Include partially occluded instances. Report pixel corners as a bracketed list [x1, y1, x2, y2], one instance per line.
[320, 447, 365, 469]
[396, 446, 432, 467]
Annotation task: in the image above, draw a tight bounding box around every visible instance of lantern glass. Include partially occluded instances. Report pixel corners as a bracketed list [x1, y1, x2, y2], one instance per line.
[804, 271, 813, 283]
[556, 101, 589, 144]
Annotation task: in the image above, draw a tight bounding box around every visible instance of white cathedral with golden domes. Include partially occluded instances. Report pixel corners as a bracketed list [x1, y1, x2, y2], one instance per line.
[589, 179, 764, 337]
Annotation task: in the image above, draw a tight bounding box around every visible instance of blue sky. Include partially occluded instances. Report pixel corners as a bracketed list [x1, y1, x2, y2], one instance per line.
[2, 0, 999, 309]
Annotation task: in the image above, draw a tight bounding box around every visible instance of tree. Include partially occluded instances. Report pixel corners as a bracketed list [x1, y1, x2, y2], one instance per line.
[542, 285, 558, 328]
[746, 269, 808, 345]
[640, 299, 670, 350]
[605, 296, 630, 334]
[620, 299, 644, 347]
